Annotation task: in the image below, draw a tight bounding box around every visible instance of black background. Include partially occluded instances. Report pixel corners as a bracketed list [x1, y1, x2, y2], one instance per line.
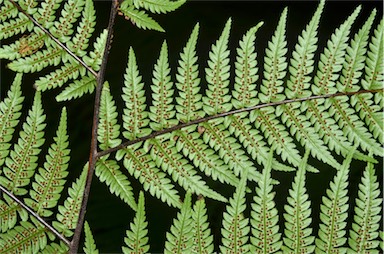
[0, 0, 383, 253]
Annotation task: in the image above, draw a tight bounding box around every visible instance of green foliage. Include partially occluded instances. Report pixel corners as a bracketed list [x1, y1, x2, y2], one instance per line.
[83, 221, 99, 254]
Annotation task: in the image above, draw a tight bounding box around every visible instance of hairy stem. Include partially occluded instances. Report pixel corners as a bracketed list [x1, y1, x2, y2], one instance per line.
[0, 185, 71, 246]
[9, 0, 98, 77]
[96, 88, 383, 158]
[69, 0, 119, 253]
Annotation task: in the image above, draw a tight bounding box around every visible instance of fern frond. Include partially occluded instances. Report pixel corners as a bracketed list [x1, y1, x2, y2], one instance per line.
[149, 41, 178, 131]
[315, 151, 354, 253]
[203, 18, 232, 115]
[0, 0, 17, 22]
[164, 191, 193, 254]
[175, 23, 204, 123]
[174, 126, 240, 187]
[98, 82, 122, 151]
[41, 241, 69, 254]
[348, 160, 382, 253]
[82, 29, 107, 71]
[351, 19, 384, 144]
[0, 12, 33, 40]
[49, 0, 85, 43]
[326, 10, 383, 156]
[250, 151, 282, 253]
[122, 47, 151, 141]
[0, 217, 51, 254]
[282, 151, 315, 253]
[118, 4, 165, 32]
[0, 73, 24, 167]
[149, 135, 227, 202]
[55, 74, 96, 102]
[0, 30, 45, 60]
[132, 0, 185, 14]
[201, 119, 261, 181]
[121, 143, 181, 208]
[191, 196, 214, 254]
[0, 92, 45, 195]
[95, 158, 136, 210]
[24, 107, 70, 217]
[33, 0, 64, 26]
[122, 191, 150, 254]
[220, 177, 249, 254]
[83, 221, 99, 254]
[0, 195, 28, 232]
[52, 164, 87, 237]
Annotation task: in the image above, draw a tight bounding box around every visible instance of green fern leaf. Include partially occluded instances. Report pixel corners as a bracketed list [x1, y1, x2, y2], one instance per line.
[0, 0, 17, 22]
[0, 73, 24, 167]
[24, 107, 70, 217]
[122, 47, 151, 141]
[282, 151, 315, 253]
[191, 196, 214, 254]
[351, 19, 384, 144]
[0, 12, 33, 40]
[122, 191, 150, 254]
[148, 135, 227, 202]
[33, 0, 65, 26]
[55, 74, 96, 102]
[0, 217, 51, 254]
[348, 160, 382, 253]
[175, 23, 204, 123]
[83, 221, 99, 254]
[174, 126, 240, 188]
[0, 92, 46, 196]
[132, 0, 185, 14]
[149, 41, 178, 130]
[122, 143, 181, 208]
[250, 151, 282, 253]
[315, 151, 354, 253]
[83, 29, 107, 71]
[95, 158, 136, 210]
[0, 30, 45, 60]
[41, 241, 69, 254]
[220, 177, 249, 254]
[203, 18, 232, 115]
[98, 82, 122, 151]
[52, 164, 87, 237]
[326, 10, 383, 156]
[164, 191, 193, 254]
[0, 195, 28, 233]
[118, 4, 165, 32]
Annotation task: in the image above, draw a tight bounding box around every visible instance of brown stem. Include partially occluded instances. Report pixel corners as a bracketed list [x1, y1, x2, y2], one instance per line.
[96, 88, 383, 158]
[0, 185, 70, 246]
[69, 0, 119, 253]
[8, 0, 98, 78]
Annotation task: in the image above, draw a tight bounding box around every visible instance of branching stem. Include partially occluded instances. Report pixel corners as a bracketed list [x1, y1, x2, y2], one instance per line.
[96, 88, 383, 158]
[0, 185, 71, 246]
[9, 0, 98, 78]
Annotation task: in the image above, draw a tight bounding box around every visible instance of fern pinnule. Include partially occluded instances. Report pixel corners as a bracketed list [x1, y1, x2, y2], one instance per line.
[149, 41, 178, 131]
[164, 191, 193, 254]
[122, 191, 149, 254]
[122, 47, 151, 141]
[191, 196, 214, 254]
[0, 195, 28, 232]
[24, 107, 70, 217]
[0, 0, 17, 22]
[41, 241, 69, 253]
[175, 23, 204, 123]
[95, 159, 136, 210]
[273, 1, 341, 169]
[0, 12, 33, 40]
[122, 143, 182, 208]
[0, 91, 45, 196]
[0, 73, 24, 167]
[351, 18, 384, 144]
[0, 217, 51, 254]
[83, 221, 99, 254]
[53, 164, 87, 237]
[348, 160, 382, 253]
[98, 82, 122, 151]
[148, 135, 227, 202]
[203, 18, 232, 115]
[326, 10, 383, 156]
[33, 0, 64, 26]
[0, 30, 45, 60]
[315, 151, 354, 253]
[55, 74, 96, 102]
[250, 151, 282, 253]
[282, 151, 315, 253]
[132, 0, 186, 14]
[220, 177, 249, 254]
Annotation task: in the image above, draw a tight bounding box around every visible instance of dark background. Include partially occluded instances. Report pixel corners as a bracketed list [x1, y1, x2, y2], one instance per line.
[0, 0, 383, 253]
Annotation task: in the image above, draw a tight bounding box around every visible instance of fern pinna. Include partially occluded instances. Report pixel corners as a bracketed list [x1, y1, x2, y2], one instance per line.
[0, 0, 383, 253]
